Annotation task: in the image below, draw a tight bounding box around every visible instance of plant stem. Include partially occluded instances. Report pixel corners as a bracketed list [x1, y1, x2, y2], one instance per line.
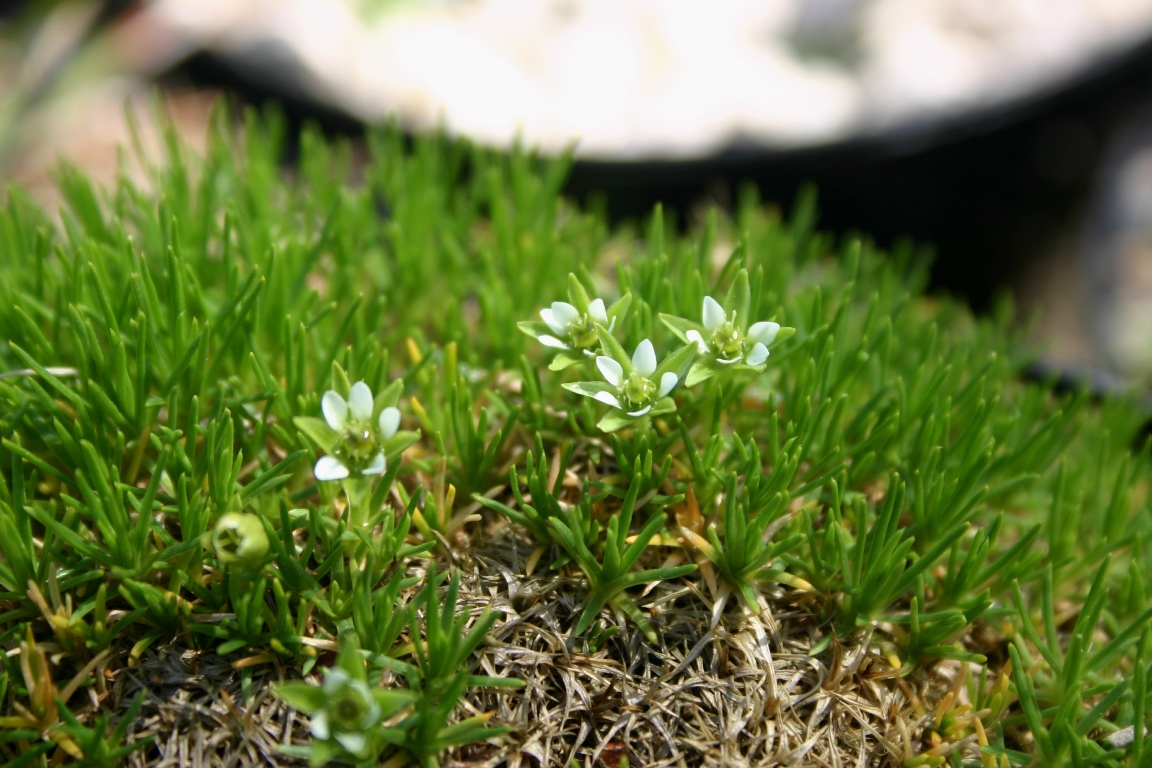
[343, 475, 374, 533]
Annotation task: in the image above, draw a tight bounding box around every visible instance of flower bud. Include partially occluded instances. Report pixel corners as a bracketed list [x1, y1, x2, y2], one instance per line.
[208, 512, 270, 567]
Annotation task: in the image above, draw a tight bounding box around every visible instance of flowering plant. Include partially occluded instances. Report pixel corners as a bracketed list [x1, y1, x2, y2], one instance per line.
[519, 274, 632, 370]
[276, 638, 414, 767]
[564, 330, 695, 432]
[294, 375, 419, 484]
[293, 372, 421, 532]
[660, 269, 793, 386]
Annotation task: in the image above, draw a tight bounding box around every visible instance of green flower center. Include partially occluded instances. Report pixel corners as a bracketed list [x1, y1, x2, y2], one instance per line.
[623, 372, 656, 408]
[568, 314, 599, 350]
[710, 322, 744, 360]
[334, 423, 377, 466]
[214, 527, 243, 557]
[331, 691, 370, 728]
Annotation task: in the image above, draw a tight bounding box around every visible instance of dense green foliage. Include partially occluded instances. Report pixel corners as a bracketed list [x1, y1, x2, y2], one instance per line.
[0, 107, 1150, 766]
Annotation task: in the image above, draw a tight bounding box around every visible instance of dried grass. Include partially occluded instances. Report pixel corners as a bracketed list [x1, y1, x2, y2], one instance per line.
[83, 515, 955, 768]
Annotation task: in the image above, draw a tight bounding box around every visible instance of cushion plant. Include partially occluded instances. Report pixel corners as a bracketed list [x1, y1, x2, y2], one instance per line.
[0, 106, 1149, 767]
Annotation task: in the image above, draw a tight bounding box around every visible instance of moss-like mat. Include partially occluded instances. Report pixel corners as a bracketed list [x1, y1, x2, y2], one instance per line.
[1, 109, 1150, 767]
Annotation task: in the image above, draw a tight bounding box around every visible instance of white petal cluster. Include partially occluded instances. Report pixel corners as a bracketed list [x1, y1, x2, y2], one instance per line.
[685, 296, 779, 366]
[310, 667, 382, 758]
[594, 339, 677, 417]
[538, 299, 610, 352]
[314, 381, 401, 481]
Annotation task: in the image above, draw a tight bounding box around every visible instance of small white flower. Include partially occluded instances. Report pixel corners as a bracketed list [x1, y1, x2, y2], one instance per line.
[535, 298, 613, 353]
[314, 382, 400, 481]
[594, 339, 678, 416]
[311, 667, 381, 758]
[692, 296, 780, 366]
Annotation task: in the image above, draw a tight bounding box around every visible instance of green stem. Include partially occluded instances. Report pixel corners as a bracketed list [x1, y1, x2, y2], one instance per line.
[709, 381, 724, 430]
[634, 415, 654, 445]
[342, 475, 373, 533]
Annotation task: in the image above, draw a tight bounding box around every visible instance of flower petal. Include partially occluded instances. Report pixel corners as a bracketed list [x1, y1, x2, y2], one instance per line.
[593, 390, 622, 409]
[315, 456, 350, 481]
[540, 307, 566, 335]
[659, 371, 678, 396]
[565, 381, 619, 398]
[748, 321, 781, 347]
[627, 405, 652, 417]
[717, 355, 743, 365]
[632, 339, 657, 377]
[335, 731, 367, 756]
[686, 329, 707, 353]
[588, 298, 608, 324]
[361, 453, 386, 476]
[551, 301, 580, 328]
[747, 342, 770, 366]
[310, 711, 330, 740]
[702, 296, 725, 330]
[597, 356, 624, 386]
[538, 334, 569, 349]
[321, 391, 348, 431]
[349, 681, 380, 723]
[323, 668, 350, 694]
[347, 381, 374, 421]
[378, 406, 401, 439]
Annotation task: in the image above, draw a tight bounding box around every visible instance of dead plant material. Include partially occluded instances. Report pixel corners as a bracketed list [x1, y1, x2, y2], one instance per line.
[75, 517, 949, 768]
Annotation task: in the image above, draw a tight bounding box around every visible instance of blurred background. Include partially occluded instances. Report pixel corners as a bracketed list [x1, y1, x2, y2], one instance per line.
[7, 0, 1152, 390]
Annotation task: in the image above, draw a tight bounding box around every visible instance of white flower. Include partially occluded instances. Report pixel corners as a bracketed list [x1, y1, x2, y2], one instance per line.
[314, 381, 401, 481]
[310, 667, 381, 759]
[593, 339, 677, 417]
[537, 299, 612, 352]
[686, 296, 779, 366]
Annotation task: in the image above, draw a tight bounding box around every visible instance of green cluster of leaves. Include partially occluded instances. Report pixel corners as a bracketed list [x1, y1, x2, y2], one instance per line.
[0, 107, 566, 764]
[680, 435, 805, 614]
[549, 478, 696, 643]
[279, 568, 522, 768]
